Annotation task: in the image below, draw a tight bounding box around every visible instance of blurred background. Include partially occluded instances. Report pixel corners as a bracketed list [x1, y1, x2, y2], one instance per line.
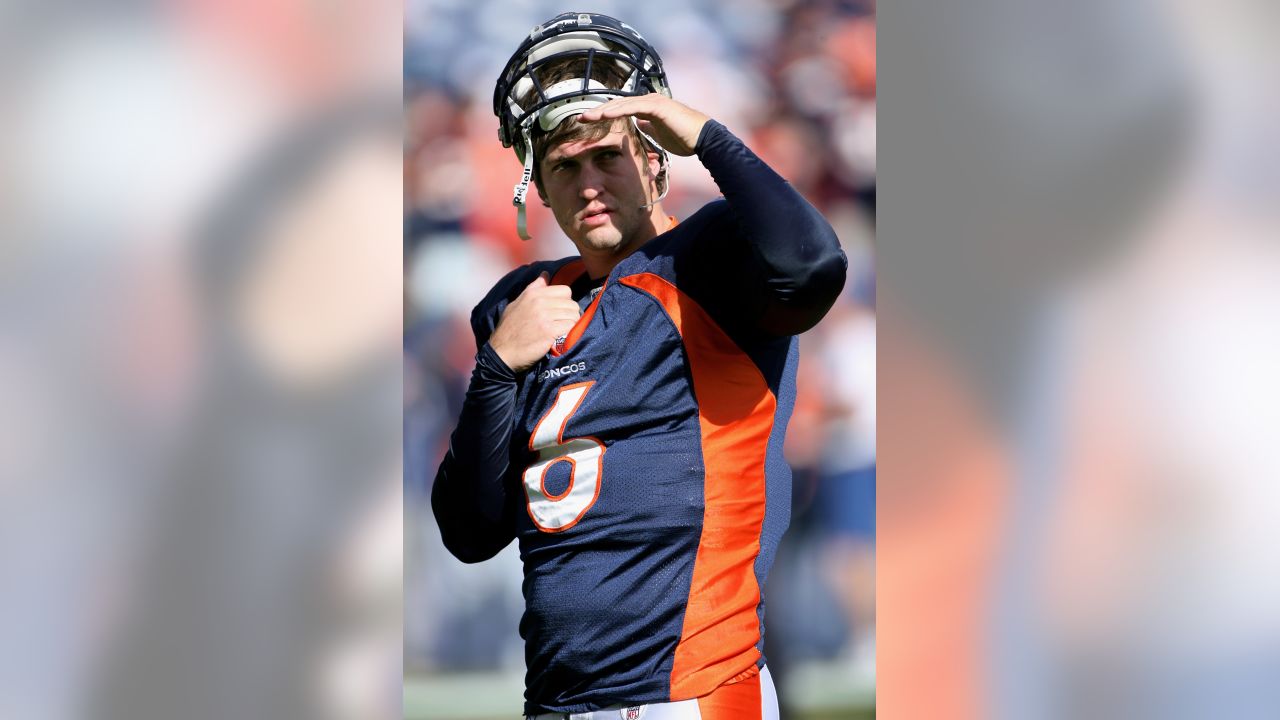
[1, 1, 403, 719]
[4, 0, 1278, 719]
[403, 1, 877, 719]
[879, 0, 1280, 718]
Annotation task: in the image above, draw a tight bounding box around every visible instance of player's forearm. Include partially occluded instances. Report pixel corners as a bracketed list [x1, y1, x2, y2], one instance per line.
[431, 342, 519, 562]
[695, 120, 847, 334]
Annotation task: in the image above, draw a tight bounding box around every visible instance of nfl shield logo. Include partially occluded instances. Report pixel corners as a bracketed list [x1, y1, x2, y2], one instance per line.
[625, 708, 641, 720]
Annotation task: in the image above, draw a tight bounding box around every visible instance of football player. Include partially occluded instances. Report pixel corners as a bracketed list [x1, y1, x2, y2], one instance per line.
[432, 12, 847, 720]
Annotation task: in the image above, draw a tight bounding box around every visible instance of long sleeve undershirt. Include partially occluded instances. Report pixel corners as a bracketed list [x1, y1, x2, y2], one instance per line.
[692, 119, 847, 336]
[430, 342, 520, 562]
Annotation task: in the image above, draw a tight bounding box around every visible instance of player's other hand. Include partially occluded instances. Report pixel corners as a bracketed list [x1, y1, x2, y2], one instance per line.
[578, 95, 710, 157]
[489, 272, 581, 373]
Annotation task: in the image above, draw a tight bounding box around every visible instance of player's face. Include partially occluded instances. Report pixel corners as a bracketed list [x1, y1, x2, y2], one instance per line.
[539, 121, 662, 260]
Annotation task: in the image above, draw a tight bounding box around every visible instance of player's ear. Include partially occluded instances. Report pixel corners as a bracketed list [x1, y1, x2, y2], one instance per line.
[645, 151, 660, 180]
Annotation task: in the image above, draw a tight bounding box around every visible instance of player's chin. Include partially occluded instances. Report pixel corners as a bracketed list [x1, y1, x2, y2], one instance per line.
[577, 225, 623, 249]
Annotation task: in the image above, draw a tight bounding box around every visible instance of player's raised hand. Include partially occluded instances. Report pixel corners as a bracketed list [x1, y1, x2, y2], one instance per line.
[578, 95, 710, 157]
[489, 272, 582, 373]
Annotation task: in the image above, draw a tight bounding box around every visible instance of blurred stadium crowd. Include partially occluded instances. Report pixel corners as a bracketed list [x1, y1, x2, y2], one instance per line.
[403, 0, 878, 711]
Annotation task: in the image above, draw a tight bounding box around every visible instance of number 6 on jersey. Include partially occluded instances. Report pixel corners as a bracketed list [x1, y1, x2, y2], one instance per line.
[523, 381, 604, 532]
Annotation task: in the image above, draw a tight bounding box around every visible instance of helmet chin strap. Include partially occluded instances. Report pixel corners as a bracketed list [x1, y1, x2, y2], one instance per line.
[511, 123, 536, 240]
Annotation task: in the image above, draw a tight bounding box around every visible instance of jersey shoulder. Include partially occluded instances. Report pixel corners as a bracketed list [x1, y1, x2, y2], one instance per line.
[617, 199, 734, 279]
[666, 198, 733, 248]
[469, 256, 581, 348]
[618, 199, 774, 348]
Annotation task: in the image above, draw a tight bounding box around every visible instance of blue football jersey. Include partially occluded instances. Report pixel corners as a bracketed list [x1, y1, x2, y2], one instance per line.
[468, 202, 798, 713]
[433, 120, 846, 716]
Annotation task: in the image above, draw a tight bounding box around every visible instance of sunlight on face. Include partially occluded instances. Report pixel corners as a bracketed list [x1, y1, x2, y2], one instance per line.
[539, 120, 661, 259]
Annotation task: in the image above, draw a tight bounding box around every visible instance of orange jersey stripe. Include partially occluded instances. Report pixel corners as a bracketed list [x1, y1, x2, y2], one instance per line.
[696, 668, 763, 720]
[618, 273, 776, 700]
[549, 259, 586, 287]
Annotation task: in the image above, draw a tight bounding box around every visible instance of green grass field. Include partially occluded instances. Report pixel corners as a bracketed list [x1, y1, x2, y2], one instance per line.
[405, 661, 874, 720]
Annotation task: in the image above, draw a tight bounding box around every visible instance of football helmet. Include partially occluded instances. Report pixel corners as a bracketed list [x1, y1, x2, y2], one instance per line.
[493, 12, 672, 239]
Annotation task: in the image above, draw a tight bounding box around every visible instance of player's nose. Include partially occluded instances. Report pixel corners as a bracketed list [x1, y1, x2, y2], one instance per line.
[576, 163, 605, 199]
